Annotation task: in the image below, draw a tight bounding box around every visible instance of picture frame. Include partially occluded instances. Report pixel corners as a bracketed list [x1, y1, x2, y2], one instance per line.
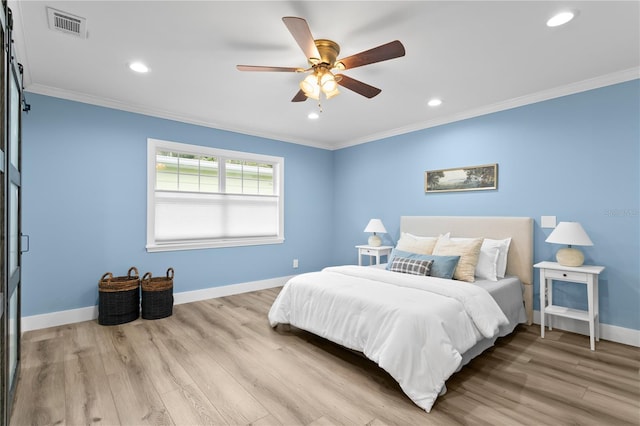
[424, 163, 498, 193]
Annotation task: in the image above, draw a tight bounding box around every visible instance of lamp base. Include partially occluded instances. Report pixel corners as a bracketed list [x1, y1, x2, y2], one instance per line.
[368, 234, 382, 247]
[555, 247, 585, 267]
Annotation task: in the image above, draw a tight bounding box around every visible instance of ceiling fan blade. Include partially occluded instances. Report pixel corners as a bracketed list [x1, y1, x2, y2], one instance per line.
[236, 65, 301, 72]
[337, 74, 382, 98]
[291, 89, 308, 102]
[282, 17, 321, 61]
[337, 40, 405, 70]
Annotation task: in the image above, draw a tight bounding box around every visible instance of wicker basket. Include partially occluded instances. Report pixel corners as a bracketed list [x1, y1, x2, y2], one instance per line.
[141, 267, 174, 320]
[98, 266, 140, 326]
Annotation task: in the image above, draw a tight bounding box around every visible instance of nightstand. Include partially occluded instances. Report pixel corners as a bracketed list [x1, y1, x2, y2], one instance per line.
[355, 245, 393, 266]
[534, 261, 605, 350]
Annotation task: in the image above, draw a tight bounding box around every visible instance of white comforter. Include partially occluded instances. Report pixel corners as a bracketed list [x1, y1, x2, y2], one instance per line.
[268, 265, 509, 412]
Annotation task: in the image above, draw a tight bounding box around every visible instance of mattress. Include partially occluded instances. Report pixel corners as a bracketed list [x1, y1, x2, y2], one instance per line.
[473, 276, 527, 330]
[458, 276, 526, 367]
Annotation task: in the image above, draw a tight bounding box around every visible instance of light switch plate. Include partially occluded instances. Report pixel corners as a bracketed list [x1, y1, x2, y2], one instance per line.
[541, 216, 557, 228]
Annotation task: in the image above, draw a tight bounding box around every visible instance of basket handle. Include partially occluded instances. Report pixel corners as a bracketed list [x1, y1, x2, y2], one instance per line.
[166, 267, 174, 279]
[100, 272, 113, 283]
[142, 272, 152, 283]
[128, 266, 139, 279]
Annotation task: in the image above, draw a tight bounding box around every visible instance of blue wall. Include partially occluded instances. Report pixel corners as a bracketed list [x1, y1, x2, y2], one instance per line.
[22, 80, 639, 332]
[22, 94, 334, 316]
[332, 79, 640, 331]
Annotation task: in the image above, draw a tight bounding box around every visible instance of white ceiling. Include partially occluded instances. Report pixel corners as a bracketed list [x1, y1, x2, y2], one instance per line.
[9, 1, 640, 150]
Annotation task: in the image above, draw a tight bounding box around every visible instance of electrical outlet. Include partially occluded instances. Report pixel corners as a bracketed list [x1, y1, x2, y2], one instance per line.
[293, 258, 299, 269]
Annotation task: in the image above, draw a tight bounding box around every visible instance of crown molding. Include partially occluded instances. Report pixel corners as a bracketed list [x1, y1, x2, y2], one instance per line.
[332, 67, 640, 150]
[24, 83, 331, 150]
[25, 67, 638, 152]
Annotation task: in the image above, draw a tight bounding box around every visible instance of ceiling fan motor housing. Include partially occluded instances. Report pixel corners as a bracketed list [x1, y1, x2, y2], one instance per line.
[313, 39, 340, 67]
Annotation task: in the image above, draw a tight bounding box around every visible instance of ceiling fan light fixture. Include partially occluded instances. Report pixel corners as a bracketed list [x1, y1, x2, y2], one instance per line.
[300, 74, 318, 94]
[305, 87, 320, 100]
[301, 67, 341, 100]
[324, 87, 340, 99]
[300, 74, 320, 100]
[319, 71, 338, 92]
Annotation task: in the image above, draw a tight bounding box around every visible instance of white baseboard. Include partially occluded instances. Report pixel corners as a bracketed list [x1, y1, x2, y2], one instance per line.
[172, 275, 292, 305]
[533, 310, 640, 348]
[22, 305, 101, 332]
[21, 275, 292, 332]
[21, 289, 640, 348]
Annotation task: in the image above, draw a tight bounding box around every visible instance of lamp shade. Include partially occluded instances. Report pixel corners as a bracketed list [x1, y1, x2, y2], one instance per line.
[364, 219, 387, 234]
[545, 222, 593, 246]
[545, 221, 592, 266]
[364, 219, 386, 247]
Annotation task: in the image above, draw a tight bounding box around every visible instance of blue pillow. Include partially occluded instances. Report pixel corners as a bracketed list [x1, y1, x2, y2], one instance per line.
[386, 248, 460, 280]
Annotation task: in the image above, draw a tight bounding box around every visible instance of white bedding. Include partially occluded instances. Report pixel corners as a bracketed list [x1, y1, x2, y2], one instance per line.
[268, 265, 509, 412]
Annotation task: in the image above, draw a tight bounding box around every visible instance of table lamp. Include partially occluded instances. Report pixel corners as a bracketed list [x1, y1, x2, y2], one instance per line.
[545, 221, 593, 267]
[364, 219, 387, 247]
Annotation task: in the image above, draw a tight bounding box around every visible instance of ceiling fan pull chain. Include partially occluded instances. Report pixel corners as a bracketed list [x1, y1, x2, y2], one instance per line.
[317, 100, 323, 113]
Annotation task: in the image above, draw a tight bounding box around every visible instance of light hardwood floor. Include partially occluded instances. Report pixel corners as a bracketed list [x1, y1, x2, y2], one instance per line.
[10, 288, 640, 425]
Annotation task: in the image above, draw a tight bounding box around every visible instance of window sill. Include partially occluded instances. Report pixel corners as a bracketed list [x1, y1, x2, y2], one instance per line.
[146, 237, 285, 252]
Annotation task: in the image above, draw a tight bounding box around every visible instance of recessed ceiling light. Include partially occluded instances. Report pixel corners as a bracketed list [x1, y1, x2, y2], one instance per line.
[427, 98, 442, 107]
[308, 112, 319, 119]
[129, 61, 149, 73]
[547, 11, 575, 27]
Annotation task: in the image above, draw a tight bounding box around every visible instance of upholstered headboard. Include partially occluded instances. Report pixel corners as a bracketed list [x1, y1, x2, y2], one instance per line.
[400, 216, 534, 324]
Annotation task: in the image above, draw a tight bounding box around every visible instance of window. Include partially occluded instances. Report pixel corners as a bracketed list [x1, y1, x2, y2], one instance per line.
[147, 138, 284, 252]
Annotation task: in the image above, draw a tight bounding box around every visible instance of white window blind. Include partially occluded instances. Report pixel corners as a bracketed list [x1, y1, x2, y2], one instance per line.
[147, 138, 284, 252]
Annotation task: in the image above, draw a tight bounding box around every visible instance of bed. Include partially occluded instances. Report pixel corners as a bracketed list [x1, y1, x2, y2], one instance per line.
[269, 216, 533, 412]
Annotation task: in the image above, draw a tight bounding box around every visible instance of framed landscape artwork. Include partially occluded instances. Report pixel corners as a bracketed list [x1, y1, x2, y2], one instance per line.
[425, 163, 498, 193]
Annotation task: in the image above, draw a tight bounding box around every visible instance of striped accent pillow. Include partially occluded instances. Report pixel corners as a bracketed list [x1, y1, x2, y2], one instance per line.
[432, 237, 483, 282]
[389, 256, 433, 276]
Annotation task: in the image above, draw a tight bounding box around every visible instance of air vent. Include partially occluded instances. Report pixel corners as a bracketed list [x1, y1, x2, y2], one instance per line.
[47, 7, 87, 38]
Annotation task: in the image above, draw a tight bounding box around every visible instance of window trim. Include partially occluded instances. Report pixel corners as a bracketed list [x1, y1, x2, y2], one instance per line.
[146, 138, 284, 252]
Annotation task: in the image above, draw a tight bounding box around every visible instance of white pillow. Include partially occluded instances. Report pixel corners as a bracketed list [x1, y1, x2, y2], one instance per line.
[485, 238, 512, 278]
[396, 232, 450, 255]
[449, 237, 511, 281]
[475, 243, 500, 281]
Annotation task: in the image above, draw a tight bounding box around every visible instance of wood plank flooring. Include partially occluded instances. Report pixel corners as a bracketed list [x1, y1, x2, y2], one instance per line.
[11, 287, 640, 425]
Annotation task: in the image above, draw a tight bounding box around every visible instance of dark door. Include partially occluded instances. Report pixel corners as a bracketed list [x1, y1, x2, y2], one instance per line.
[5, 7, 21, 421]
[0, 4, 5, 423]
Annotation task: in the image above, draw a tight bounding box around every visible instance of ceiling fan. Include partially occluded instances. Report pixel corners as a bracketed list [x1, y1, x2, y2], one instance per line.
[236, 17, 406, 103]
